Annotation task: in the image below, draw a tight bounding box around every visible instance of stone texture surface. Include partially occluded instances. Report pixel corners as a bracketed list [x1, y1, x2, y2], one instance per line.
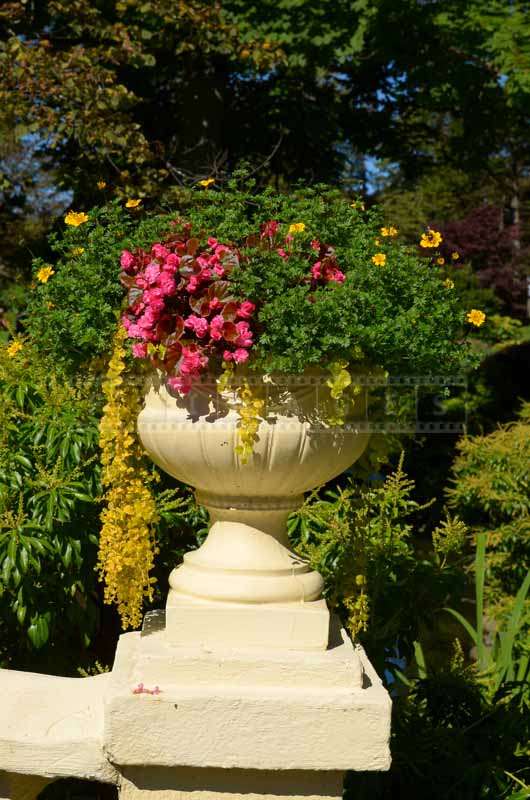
[104, 627, 391, 773]
[0, 670, 118, 783]
[120, 766, 345, 800]
[165, 593, 331, 651]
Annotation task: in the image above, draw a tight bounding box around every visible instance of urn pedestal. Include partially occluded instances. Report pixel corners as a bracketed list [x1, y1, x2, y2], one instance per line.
[103, 374, 392, 800]
[137, 375, 370, 650]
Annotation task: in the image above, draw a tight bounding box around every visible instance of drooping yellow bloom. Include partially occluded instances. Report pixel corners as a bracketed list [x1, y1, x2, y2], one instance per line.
[97, 326, 159, 629]
[36, 265, 55, 283]
[420, 228, 443, 248]
[350, 201, 365, 211]
[443, 278, 455, 289]
[372, 253, 386, 267]
[466, 309, 486, 327]
[288, 222, 306, 235]
[437, 257, 445, 265]
[451, 251, 460, 260]
[72, 247, 85, 256]
[198, 178, 215, 188]
[64, 211, 89, 226]
[6, 340, 23, 358]
[125, 198, 142, 208]
[97, 180, 107, 189]
[381, 226, 398, 237]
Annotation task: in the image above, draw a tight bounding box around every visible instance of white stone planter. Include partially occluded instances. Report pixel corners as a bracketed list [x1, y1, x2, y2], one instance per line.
[138, 373, 370, 649]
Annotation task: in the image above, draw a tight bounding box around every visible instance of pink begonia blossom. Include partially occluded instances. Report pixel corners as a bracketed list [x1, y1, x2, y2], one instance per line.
[120, 250, 136, 271]
[152, 244, 170, 259]
[328, 268, 345, 283]
[180, 346, 208, 376]
[207, 237, 218, 246]
[233, 347, 250, 363]
[157, 272, 176, 295]
[213, 263, 225, 277]
[235, 321, 253, 348]
[209, 297, 223, 312]
[167, 375, 192, 394]
[277, 248, 288, 260]
[237, 301, 255, 319]
[209, 314, 225, 340]
[144, 261, 161, 284]
[132, 342, 148, 358]
[311, 239, 320, 252]
[311, 262, 322, 280]
[184, 315, 209, 337]
[164, 253, 179, 270]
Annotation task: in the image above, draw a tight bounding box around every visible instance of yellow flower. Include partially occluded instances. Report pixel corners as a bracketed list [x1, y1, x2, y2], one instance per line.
[420, 228, 443, 248]
[240, 48, 251, 59]
[288, 222, 306, 234]
[97, 180, 107, 189]
[437, 257, 445, 265]
[6, 340, 23, 358]
[64, 211, 89, 226]
[451, 251, 460, 260]
[374, 238, 381, 246]
[381, 226, 398, 237]
[443, 278, 454, 289]
[36, 265, 55, 283]
[198, 178, 215, 188]
[125, 198, 142, 208]
[72, 247, 85, 256]
[372, 253, 386, 267]
[350, 200, 365, 210]
[466, 309, 486, 328]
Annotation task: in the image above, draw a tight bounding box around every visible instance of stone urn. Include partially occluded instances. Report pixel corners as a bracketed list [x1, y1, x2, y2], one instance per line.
[137, 373, 370, 650]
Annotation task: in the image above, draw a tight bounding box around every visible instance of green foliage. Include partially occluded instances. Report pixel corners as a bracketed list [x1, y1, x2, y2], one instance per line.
[0, 343, 102, 666]
[448, 403, 530, 611]
[289, 457, 466, 670]
[27, 186, 475, 380]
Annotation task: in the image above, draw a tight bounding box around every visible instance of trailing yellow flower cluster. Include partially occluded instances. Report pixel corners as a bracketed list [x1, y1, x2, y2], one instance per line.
[97, 326, 159, 629]
[234, 381, 264, 463]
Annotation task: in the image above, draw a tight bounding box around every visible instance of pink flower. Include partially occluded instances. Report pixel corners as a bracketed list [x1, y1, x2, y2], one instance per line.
[184, 315, 209, 337]
[213, 264, 225, 277]
[143, 288, 165, 313]
[237, 301, 255, 319]
[311, 239, 320, 252]
[187, 276, 200, 293]
[277, 248, 288, 260]
[233, 347, 249, 364]
[235, 321, 253, 348]
[132, 342, 148, 358]
[180, 346, 208, 376]
[164, 253, 179, 271]
[157, 272, 176, 296]
[152, 244, 170, 259]
[207, 237, 218, 246]
[328, 268, 345, 284]
[144, 261, 161, 284]
[209, 314, 225, 340]
[209, 297, 223, 312]
[120, 250, 136, 271]
[167, 375, 192, 395]
[311, 262, 322, 280]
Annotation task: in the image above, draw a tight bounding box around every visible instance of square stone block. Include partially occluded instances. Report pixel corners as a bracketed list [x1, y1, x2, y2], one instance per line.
[165, 593, 331, 651]
[104, 621, 391, 774]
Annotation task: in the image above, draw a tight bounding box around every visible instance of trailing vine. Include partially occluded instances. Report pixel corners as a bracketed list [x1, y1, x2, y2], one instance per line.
[97, 325, 159, 629]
